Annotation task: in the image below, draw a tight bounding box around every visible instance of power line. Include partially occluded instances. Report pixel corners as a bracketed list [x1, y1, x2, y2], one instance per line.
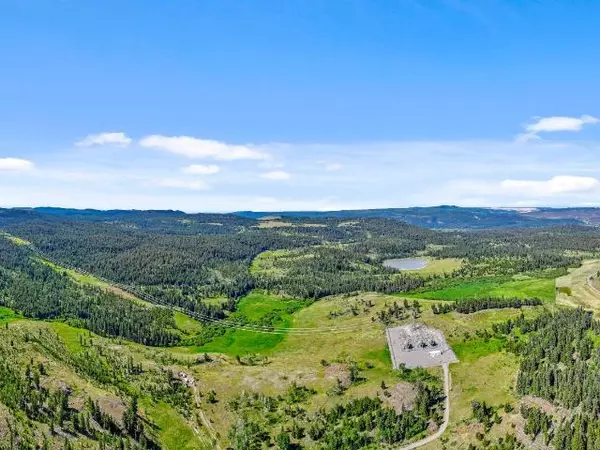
[10, 235, 379, 335]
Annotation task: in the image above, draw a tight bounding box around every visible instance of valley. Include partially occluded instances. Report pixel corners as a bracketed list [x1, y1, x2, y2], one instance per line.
[1, 207, 600, 449]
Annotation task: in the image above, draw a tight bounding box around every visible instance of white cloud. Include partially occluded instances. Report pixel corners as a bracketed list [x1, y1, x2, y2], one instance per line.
[325, 163, 343, 171]
[139, 135, 268, 160]
[526, 115, 599, 133]
[181, 164, 220, 175]
[501, 175, 600, 197]
[0, 157, 34, 171]
[260, 171, 291, 180]
[155, 178, 209, 190]
[517, 115, 599, 141]
[76, 132, 132, 147]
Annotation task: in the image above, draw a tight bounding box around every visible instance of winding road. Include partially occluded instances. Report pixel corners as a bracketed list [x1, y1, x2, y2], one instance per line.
[398, 363, 451, 450]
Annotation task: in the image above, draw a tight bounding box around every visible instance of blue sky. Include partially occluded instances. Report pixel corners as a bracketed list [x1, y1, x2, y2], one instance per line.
[1, 0, 600, 211]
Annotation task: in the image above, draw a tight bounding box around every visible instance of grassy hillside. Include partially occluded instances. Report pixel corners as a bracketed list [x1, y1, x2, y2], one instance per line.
[404, 275, 556, 302]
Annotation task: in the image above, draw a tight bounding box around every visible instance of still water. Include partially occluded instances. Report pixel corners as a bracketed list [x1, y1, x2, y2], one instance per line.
[382, 258, 428, 271]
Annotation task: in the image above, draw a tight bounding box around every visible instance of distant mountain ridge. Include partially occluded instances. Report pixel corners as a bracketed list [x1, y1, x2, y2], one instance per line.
[235, 205, 599, 229]
[2, 205, 600, 229]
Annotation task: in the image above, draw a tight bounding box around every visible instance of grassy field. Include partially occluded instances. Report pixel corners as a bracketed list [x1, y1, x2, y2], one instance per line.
[405, 275, 556, 302]
[2, 283, 546, 449]
[0, 306, 21, 323]
[142, 401, 210, 450]
[50, 321, 91, 352]
[165, 289, 548, 446]
[0, 232, 30, 246]
[249, 248, 307, 276]
[38, 258, 107, 287]
[189, 292, 309, 355]
[256, 219, 326, 229]
[174, 311, 205, 334]
[557, 259, 600, 312]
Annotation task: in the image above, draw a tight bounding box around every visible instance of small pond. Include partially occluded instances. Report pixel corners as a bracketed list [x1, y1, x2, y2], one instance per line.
[382, 258, 428, 271]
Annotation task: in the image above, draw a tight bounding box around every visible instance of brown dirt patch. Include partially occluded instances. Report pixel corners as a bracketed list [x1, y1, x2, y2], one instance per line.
[97, 396, 126, 424]
[325, 363, 351, 387]
[69, 396, 85, 411]
[379, 382, 417, 413]
[520, 396, 564, 417]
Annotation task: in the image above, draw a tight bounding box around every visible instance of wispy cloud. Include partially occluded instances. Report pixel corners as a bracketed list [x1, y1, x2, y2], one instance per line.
[139, 135, 269, 160]
[76, 132, 132, 147]
[181, 164, 220, 175]
[0, 157, 34, 171]
[260, 171, 291, 180]
[517, 115, 599, 142]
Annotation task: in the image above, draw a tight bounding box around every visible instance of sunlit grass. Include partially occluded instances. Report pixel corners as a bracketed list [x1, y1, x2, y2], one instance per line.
[405, 276, 555, 302]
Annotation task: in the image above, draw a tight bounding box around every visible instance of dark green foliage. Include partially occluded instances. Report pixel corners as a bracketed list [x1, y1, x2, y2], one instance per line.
[471, 400, 499, 432]
[314, 386, 442, 449]
[228, 382, 444, 450]
[2, 209, 594, 310]
[495, 309, 600, 449]
[467, 433, 524, 450]
[373, 300, 416, 325]
[395, 364, 439, 383]
[229, 419, 270, 450]
[552, 414, 600, 450]
[284, 382, 316, 404]
[276, 431, 292, 450]
[520, 405, 553, 443]
[253, 244, 427, 299]
[509, 309, 599, 410]
[0, 237, 179, 346]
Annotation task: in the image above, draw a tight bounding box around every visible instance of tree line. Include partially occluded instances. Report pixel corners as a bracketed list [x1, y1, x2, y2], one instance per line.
[0, 237, 180, 346]
[431, 297, 543, 315]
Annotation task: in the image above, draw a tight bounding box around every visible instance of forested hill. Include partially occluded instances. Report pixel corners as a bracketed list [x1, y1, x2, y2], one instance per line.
[5, 206, 600, 229]
[236, 206, 589, 229]
[1, 207, 254, 234]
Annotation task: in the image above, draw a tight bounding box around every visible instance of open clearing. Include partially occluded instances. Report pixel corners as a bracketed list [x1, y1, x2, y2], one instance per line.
[556, 259, 600, 311]
[0, 306, 21, 323]
[186, 292, 309, 355]
[405, 275, 556, 302]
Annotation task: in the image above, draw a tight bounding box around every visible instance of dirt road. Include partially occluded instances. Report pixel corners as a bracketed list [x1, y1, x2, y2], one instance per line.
[397, 363, 451, 450]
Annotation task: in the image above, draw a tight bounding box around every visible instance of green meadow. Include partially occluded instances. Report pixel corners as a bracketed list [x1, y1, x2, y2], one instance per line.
[190, 292, 309, 355]
[405, 275, 556, 302]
